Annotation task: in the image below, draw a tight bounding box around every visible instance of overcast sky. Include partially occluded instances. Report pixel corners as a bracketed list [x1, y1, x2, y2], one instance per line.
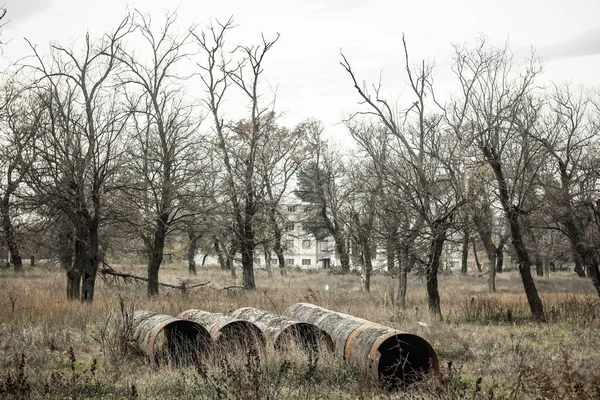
[3, 0, 600, 141]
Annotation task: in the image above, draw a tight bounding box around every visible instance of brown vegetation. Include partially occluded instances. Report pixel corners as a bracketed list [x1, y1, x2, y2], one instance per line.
[1, 263, 599, 399]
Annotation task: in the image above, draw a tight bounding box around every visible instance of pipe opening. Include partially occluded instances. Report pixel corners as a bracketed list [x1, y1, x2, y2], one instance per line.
[216, 321, 266, 354]
[155, 320, 211, 366]
[377, 334, 438, 388]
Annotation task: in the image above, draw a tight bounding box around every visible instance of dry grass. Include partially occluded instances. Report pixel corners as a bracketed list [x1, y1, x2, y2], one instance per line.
[1, 263, 599, 399]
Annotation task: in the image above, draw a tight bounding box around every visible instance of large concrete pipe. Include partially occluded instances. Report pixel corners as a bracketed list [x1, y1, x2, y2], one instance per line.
[283, 303, 440, 386]
[231, 307, 333, 355]
[132, 310, 211, 366]
[179, 309, 266, 354]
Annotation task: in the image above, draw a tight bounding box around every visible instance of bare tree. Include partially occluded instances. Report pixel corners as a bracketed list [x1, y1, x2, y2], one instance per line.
[26, 18, 131, 301]
[257, 119, 309, 275]
[449, 40, 546, 320]
[194, 18, 280, 289]
[341, 37, 458, 319]
[296, 121, 352, 273]
[531, 83, 600, 295]
[114, 11, 204, 296]
[0, 82, 40, 274]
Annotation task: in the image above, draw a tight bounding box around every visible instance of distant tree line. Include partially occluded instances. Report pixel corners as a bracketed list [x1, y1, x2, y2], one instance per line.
[1, 9, 599, 320]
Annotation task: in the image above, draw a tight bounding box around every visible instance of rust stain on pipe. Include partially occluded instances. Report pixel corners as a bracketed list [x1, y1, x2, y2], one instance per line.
[283, 303, 439, 387]
[179, 309, 266, 354]
[133, 310, 211, 366]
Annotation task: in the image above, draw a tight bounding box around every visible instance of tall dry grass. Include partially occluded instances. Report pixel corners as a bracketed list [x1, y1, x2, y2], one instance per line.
[1, 262, 599, 399]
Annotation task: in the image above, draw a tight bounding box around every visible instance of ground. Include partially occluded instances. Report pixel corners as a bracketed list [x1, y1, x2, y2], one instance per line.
[0, 264, 599, 399]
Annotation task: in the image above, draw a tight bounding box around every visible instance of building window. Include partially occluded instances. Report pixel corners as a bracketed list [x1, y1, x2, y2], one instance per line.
[285, 259, 295, 265]
[302, 259, 311, 266]
[286, 223, 295, 232]
[270, 259, 278, 265]
[285, 239, 294, 249]
[287, 205, 297, 212]
[302, 240, 311, 249]
[319, 241, 330, 251]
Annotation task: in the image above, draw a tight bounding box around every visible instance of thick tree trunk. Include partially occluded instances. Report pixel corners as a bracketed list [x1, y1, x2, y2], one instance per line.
[147, 213, 168, 296]
[573, 257, 586, 277]
[484, 147, 545, 320]
[81, 223, 99, 302]
[334, 233, 350, 272]
[276, 251, 285, 275]
[241, 215, 255, 289]
[426, 224, 445, 320]
[461, 227, 469, 275]
[557, 166, 595, 287]
[69, 225, 87, 301]
[1, 198, 23, 274]
[586, 260, 600, 297]
[188, 231, 198, 275]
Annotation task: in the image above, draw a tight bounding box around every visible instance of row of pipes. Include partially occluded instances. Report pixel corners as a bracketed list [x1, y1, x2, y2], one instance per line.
[132, 303, 440, 386]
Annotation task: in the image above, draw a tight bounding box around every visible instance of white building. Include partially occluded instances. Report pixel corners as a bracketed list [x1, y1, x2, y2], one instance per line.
[275, 203, 336, 269]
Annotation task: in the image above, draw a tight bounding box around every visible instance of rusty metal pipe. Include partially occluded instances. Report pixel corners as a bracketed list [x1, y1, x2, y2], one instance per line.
[231, 307, 333, 355]
[179, 309, 266, 353]
[283, 303, 439, 386]
[132, 310, 211, 366]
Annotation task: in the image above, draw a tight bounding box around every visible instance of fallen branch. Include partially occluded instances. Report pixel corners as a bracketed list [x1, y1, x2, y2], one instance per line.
[99, 267, 209, 292]
[220, 284, 249, 290]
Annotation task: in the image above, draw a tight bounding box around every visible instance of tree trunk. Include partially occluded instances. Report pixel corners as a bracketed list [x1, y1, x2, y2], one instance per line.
[362, 244, 373, 292]
[461, 227, 469, 275]
[396, 248, 409, 309]
[573, 257, 586, 277]
[69, 225, 87, 301]
[586, 260, 600, 297]
[147, 213, 168, 296]
[535, 258, 544, 277]
[386, 237, 396, 274]
[426, 224, 445, 320]
[264, 246, 273, 278]
[557, 166, 595, 287]
[487, 258, 496, 292]
[1, 197, 23, 274]
[226, 245, 236, 279]
[241, 214, 255, 289]
[214, 238, 227, 270]
[472, 241, 482, 272]
[268, 208, 286, 276]
[484, 147, 545, 320]
[81, 223, 99, 302]
[495, 243, 505, 273]
[188, 231, 198, 275]
[334, 233, 350, 273]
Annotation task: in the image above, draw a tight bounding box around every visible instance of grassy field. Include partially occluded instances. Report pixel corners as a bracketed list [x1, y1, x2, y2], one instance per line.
[0, 263, 599, 399]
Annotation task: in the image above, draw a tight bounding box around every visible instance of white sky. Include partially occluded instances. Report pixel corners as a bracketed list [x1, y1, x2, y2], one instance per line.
[3, 0, 600, 142]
